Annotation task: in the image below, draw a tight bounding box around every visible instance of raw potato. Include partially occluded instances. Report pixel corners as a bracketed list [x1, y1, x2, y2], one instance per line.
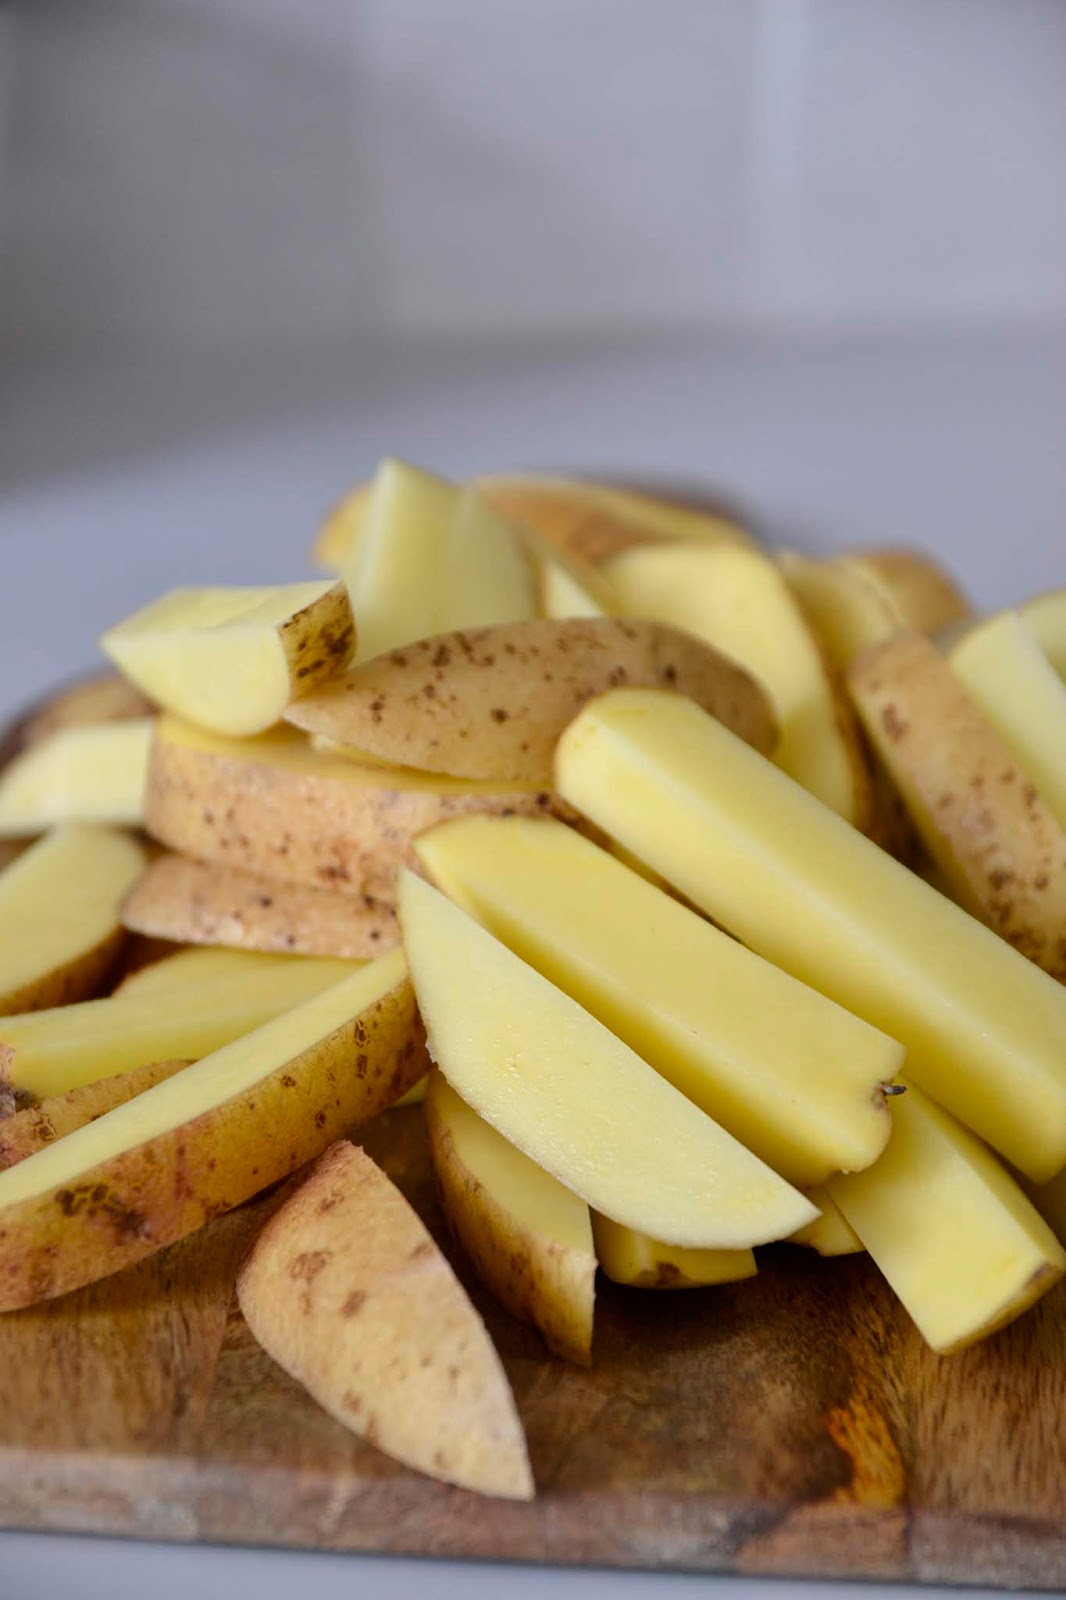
[400, 872, 816, 1249]
[839, 548, 971, 637]
[0, 1058, 189, 1168]
[123, 854, 397, 958]
[848, 631, 1066, 980]
[555, 689, 1066, 1182]
[602, 542, 872, 825]
[591, 1214, 756, 1290]
[115, 944, 311, 998]
[416, 815, 899, 1189]
[0, 826, 144, 1014]
[0, 718, 154, 835]
[829, 1081, 1065, 1353]
[0, 947, 426, 1309]
[4, 671, 154, 755]
[779, 550, 902, 669]
[789, 1190, 864, 1257]
[237, 1140, 534, 1500]
[1, 952, 358, 1100]
[101, 581, 355, 737]
[1020, 1166, 1066, 1248]
[1022, 586, 1066, 679]
[425, 1069, 596, 1365]
[146, 716, 574, 902]
[285, 617, 778, 786]
[313, 482, 373, 571]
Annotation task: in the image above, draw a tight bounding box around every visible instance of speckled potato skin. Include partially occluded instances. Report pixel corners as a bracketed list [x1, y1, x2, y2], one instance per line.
[0, 673, 154, 766]
[237, 1140, 534, 1500]
[0, 976, 426, 1310]
[144, 730, 579, 901]
[844, 548, 972, 636]
[425, 1072, 595, 1367]
[849, 631, 1066, 980]
[477, 481, 752, 565]
[285, 617, 778, 784]
[280, 581, 356, 696]
[0, 925, 128, 1016]
[123, 854, 399, 958]
[0, 1059, 190, 1167]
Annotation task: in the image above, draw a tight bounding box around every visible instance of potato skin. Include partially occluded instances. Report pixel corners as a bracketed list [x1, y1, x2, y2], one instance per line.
[0, 926, 128, 1017]
[0, 1059, 189, 1167]
[844, 548, 972, 636]
[0, 673, 154, 768]
[478, 480, 752, 564]
[0, 976, 426, 1310]
[280, 581, 356, 695]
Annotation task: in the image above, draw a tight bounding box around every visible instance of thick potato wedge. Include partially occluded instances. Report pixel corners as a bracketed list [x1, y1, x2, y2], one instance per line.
[285, 617, 777, 786]
[848, 631, 1066, 980]
[313, 483, 373, 571]
[400, 871, 816, 1249]
[0, 948, 425, 1309]
[114, 944, 308, 998]
[1022, 586, 1066, 679]
[591, 1214, 756, 1290]
[425, 1069, 596, 1365]
[0, 826, 144, 1014]
[840, 548, 971, 637]
[145, 717, 575, 902]
[556, 689, 1066, 1182]
[779, 550, 902, 670]
[0, 671, 153, 759]
[1020, 1166, 1066, 1247]
[101, 582, 354, 737]
[0, 718, 154, 835]
[238, 1139, 533, 1500]
[829, 1081, 1065, 1353]
[0, 1058, 189, 1168]
[789, 1189, 864, 1257]
[416, 815, 899, 1189]
[123, 854, 397, 958]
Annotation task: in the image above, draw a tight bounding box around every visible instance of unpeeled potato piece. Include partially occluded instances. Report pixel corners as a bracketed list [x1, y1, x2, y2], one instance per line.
[0, 719, 154, 835]
[0, 1058, 189, 1167]
[591, 1214, 756, 1290]
[0, 671, 153, 761]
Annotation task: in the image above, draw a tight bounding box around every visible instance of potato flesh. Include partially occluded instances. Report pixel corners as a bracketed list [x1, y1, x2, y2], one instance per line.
[779, 550, 900, 669]
[829, 1081, 1065, 1353]
[789, 1189, 864, 1256]
[591, 1213, 756, 1289]
[0, 1058, 189, 1168]
[556, 690, 1066, 1182]
[0, 719, 154, 834]
[839, 549, 971, 636]
[399, 872, 816, 1249]
[1022, 587, 1066, 679]
[416, 814, 898, 1189]
[115, 945, 310, 998]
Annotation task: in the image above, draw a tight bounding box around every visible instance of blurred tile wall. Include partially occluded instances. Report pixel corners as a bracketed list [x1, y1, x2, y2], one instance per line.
[2, 0, 1065, 355]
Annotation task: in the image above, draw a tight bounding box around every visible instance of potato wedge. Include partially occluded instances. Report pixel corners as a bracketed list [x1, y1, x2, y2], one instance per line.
[1019, 1166, 1066, 1248]
[400, 871, 816, 1249]
[123, 854, 397, 958]
[425, 1069, 596, 1365]
[313, 482, 373, 571]
[829, 1081, 1065, 1353]
[0, 947, 425, 1308]
[789, 1189, 864, 1257]
[848, 631, 1066, 980]
[556, 689, 1066, 1181]
[4, 671, 153, 756]
[839, 548, 971, 637]
[0, 718, 154, 835]
[0, 1058, 189, 1168]
[1022, 586, 1066, 679]
[602, 542, 872, 824]
[238, 1139, 533, 1499]
[591, 1214, 756, 1290]
[0, 826, 144, 1014]
[114, 944, 306, 998]
[416, 815, 899, 1189]
[1, 952, 358, 1099]
[145, 716, 573, 901]
[779, 549, 902, 670]
[101, 582, 355, 737]
[285, 617, 777, 786]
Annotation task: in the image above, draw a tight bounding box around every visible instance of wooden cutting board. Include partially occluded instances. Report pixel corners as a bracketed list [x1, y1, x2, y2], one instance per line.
[0, 1105, 1064, 1591]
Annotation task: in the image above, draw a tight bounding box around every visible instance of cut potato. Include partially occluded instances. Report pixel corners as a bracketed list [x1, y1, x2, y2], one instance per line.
[829, 1081, 1065, 1353]
[592, 1213, 756, 1290]
[114, 944, 303, 998]
[849, 631, 1066, 980]
[286, 617, 777, 786]
[416, 815, 898, 1189]
[425, 1069, 596, 1365]
[1019, 1166, 1066, 1248]
[789, 1189, 864, 1257]
[101, 582, 355, 737]
[779, 550, 902, 670]
[9, 672, 154, 754]
[0, 826, 144, 1014]
[603, 542, 871, 824]
[346, 461, 536, 661]
[313, 482, 373, 571]
[839, 548, 971, 637]
[123, 854, 396, 958]
[555, 689, 1066, 1182]
[0, 1058, 189, 1168]
[1, 952, 358, 1100]
[0, 718, 154, 835]
[949, 610, 1066, 834]
[145, 716, 572, 902]
[400, 871, 816, 1249]
[1022, 586, 1066, 679]
[238, 1139, 533, 1500]
[0, 947, 425, 1308]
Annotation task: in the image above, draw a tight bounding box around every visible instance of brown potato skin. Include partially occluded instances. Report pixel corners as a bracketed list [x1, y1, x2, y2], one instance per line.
[0, 1059, 190, 1166]
[478, 481, 752, 564]
[845, 548, 972, 636]
[0, 673, 154, 769]
[0, 976, 427, 1310]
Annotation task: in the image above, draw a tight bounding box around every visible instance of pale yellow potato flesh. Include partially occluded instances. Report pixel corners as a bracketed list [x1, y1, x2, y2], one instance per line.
[416, 814, 898, 1189]
[425, 1070, 596, 1365]
[1022, 587, 1066, 679]
[0, 1058, 190, 1168]
[591, 1213, 756, 1290]
[12, 672, 154, 751]
[1, 952, 358, 1099]
[0, 718, 154, 835]
[849, 631, 1066, 980]
[602, 542, 871, 824]
[839, 548, 971, 637]
[949, 610, 1066, 834]
[399, 871, 816, 1249]
[237, 1140, 533, 1500]
[1019, 1165, 1066, 1247]
[828, 1081, 1065, 1353]
[313, 482, 373, 570]
[101, 581, 354, 737]
[0, 825, 144, 1013]
[555, 689, 1066, 1182]
[789, 1189, 864, 1256]
[115, 944, 305, 998]
[779, 549, 901, 669]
